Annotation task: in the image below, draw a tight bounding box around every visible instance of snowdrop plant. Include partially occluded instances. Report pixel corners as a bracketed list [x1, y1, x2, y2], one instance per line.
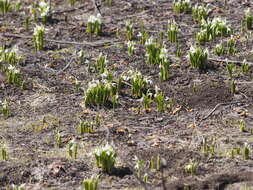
[138, 31, 149, 45]
[133, 156, 145, 178]
[226, 36, 237, 55]
[78, 120, 94, 134]
[1, 46, 20, 65]
[211, 17, 232, 37]
[188, 45, 208, 71]
[173, 0, 191, 14]
[84, 80, 117, 107]
[131, 71, 149, 98]
[192, 4, 210, 23]
[243, 143, 250, 160]
[241, 60, 250, 74]
[33, 25, 45, 51]
[184, 160, 198, 175]
[55, 128, 62, 147]
[6, 65, 22, 86]
[145, 37, 160, 65]
[126, 21, 134, 41]
[141, 91, 152, 110]
[159, 47, 170, 81]
[243, 8, 252, 30]
[215, 41, 225, 55]
[93, 143, 116, 173]
[95, 53, 107, 74]
[155, 87, 166, 112]
[0, 0, 11, 14]
[82, 176, 99, 190]
[1, 99, 9, 118]
[226, 63, 235, 79]
[239, 119, 245, 133]
[11, 184, 26, 190]
[1, 144, 8, 161]
[87, 14, 102, 35]
[38, 1, 50, 24]
[67, 139, 78, 159]
[167, 20, 179, 43]
[127, 41, 135, 56]
[231, 79, 236, 94]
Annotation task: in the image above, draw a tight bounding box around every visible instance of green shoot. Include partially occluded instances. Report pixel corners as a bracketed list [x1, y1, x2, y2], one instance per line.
[127, 41, 135, 56]
[241, 59, 250, 74]
[184, 160, 198, 175]
[167, 20, 179, 43]
[215, 41, 225, 56]
[38, 1, 50, 24]
[95, 53, 107, 74]
[82, 176, 99, 190]
[93, 143, 116, 173]
[141, 91, 152, 110]
[188, 45, 208, 71]
[226, 36, 237, 55]
[231, 79, 236, 94]
[1, 99, 9, 118]
[145, 37, 160, 65]
[173, 0, 191, 14]
[87, 14, 102, 35]
[78, 120, 94, 134]
[243, 143, 250, 160]
[1, 144, 8, 161]
[33, 25, 45, 51]
[192, 4, 210, 23]
[243, 8, 252, 30]
[155, 87, 166, 112]
[126, 21, 134, 41]
[67, 139, 78, 159]
[55, 128, 62, 147]
[159, 48, 170, 81]
[0, 0, 11, 14]
[226, 63, 235, 79]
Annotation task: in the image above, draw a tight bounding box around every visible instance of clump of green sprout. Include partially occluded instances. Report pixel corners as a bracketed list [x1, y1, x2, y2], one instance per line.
[1, 144, 8, 161]
[111, 94, 119, 109]
[145, 37, 160, 65]
[215, 41, 225, 56]
[159, 47, 170, 81]
[123, 70, 151, 98]
[173, 0, 191, 14]
[69, 0, 76, 7]
[11, 184, 26, 190]
[141, 91, 152, 110]
[93, 143, 116, 173]
[155, 86, 166, 112]
[126, 21, 134, 41]
[201, 137, 216, 156]
[95, 53, 107, 74]
[197, 18, 231, 43]
[184, 160, 198, 175]
[78, 120, 94, 134]
[87, 14, 103, 35]
[0, 46, 21, 65]
[241, 59, 250, 74]
[167, 20, 179, 43]
[30, 4, 37, 22]
[127, 41, 135, 56]
[243, 143, 250, 160]
[5, 65, 22, 86]
[231, 79, 236, 94]
[243, 8, 252, 30]
[82, 175, 99, 190]
[138, 31, 149, 45]
[24, 16, 30, 31]
[226, 36, 237, 55]
[239, 119, 245, 132]
[38, 1, 50, 24]
[84, 80, 117, 107]
[67, 139, 78, 159]
[133, 156, 145, 178]
[33, 25, 45, 51]
[188, 45, 208, 71]
[0, 0, 11, 14]
[55, 128, 62, 147]
[150, 154, 161, 170]
[1, 99, 9, 118]
[192, 4, 210, 23]
[226, 62, 235, 79]
[78, 50, 85, 64]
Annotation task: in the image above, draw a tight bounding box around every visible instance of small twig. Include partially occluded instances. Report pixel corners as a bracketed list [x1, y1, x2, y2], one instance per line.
[201, 101, 247, 121]
[56, 57, 75, 75]
[208, 57, 253, 67]
[1, 33, 120, 47]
